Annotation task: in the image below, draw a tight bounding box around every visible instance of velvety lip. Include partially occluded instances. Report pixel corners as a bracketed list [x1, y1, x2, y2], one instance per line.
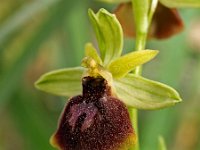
[50, 76, 136, 150]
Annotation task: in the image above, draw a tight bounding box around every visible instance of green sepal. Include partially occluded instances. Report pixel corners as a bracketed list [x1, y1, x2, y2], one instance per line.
[158, 136, 167, 150]
[34, 67, 84, 97]
[85, 43, 103, 65]
[114, 74, 182, 110]
[88, 8, 123, 65]
[108, 50, 158, 79]
[160, 0, 200, 8]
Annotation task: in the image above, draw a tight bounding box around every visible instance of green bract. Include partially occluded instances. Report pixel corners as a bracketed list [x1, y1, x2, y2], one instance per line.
[35, 8, 182, 110]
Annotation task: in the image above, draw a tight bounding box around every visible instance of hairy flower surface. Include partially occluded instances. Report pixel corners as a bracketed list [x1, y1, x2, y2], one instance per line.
[51, 76, 136, 150]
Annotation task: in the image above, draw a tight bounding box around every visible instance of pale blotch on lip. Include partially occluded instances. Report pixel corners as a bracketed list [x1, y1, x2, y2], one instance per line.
[68, 102, 98, 132]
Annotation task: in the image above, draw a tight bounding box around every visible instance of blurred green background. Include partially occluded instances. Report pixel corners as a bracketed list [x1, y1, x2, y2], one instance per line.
[0, 0, 200, 150]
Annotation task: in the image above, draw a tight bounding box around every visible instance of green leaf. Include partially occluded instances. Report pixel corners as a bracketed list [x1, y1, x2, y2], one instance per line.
[85, 43, 103, 65]
[114, 74, 182, 110]
[158, 136, 167, 150]
[108, 50, 159, 78]
[88, 8, 123, 65]
[160, 0, 200, 8]
[35, 67, 84, 97]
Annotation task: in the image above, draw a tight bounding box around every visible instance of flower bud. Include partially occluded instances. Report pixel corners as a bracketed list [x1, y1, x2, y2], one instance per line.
[115, 2, 184, 39]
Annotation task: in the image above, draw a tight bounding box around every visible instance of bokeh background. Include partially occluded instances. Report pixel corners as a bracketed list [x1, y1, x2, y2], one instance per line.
[0, 0, 200, 150]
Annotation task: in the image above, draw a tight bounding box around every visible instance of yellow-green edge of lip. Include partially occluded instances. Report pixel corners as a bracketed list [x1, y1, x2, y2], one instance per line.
[49, 132, 137, 150]
[116, 133, 137, 150]
[50, 134, 60, 150]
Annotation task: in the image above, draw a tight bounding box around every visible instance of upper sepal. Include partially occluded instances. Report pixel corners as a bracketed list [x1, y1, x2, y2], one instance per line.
[88, 8, 123, 65]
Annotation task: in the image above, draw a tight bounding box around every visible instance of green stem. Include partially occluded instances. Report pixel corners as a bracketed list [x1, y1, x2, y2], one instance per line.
[130, 0, 158, 150]
[134, 33, 147, 75]
[129, 108, 138, 149]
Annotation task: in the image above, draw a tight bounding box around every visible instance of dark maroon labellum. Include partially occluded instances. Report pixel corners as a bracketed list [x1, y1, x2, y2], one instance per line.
[51, 76, 136, 150]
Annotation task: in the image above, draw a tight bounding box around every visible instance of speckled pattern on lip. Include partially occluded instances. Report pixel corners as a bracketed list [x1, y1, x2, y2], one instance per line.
[50, 76, 136, 150]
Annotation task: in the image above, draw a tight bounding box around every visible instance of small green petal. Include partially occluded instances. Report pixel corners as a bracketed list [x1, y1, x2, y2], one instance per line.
[88, 8, 123, 65]
[35, 67, 84, 97]
[108, 50, 159, 79]
[85, 43, 103, 65]
[114, 74, 182, 110]
[160, 0, 200, 8]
